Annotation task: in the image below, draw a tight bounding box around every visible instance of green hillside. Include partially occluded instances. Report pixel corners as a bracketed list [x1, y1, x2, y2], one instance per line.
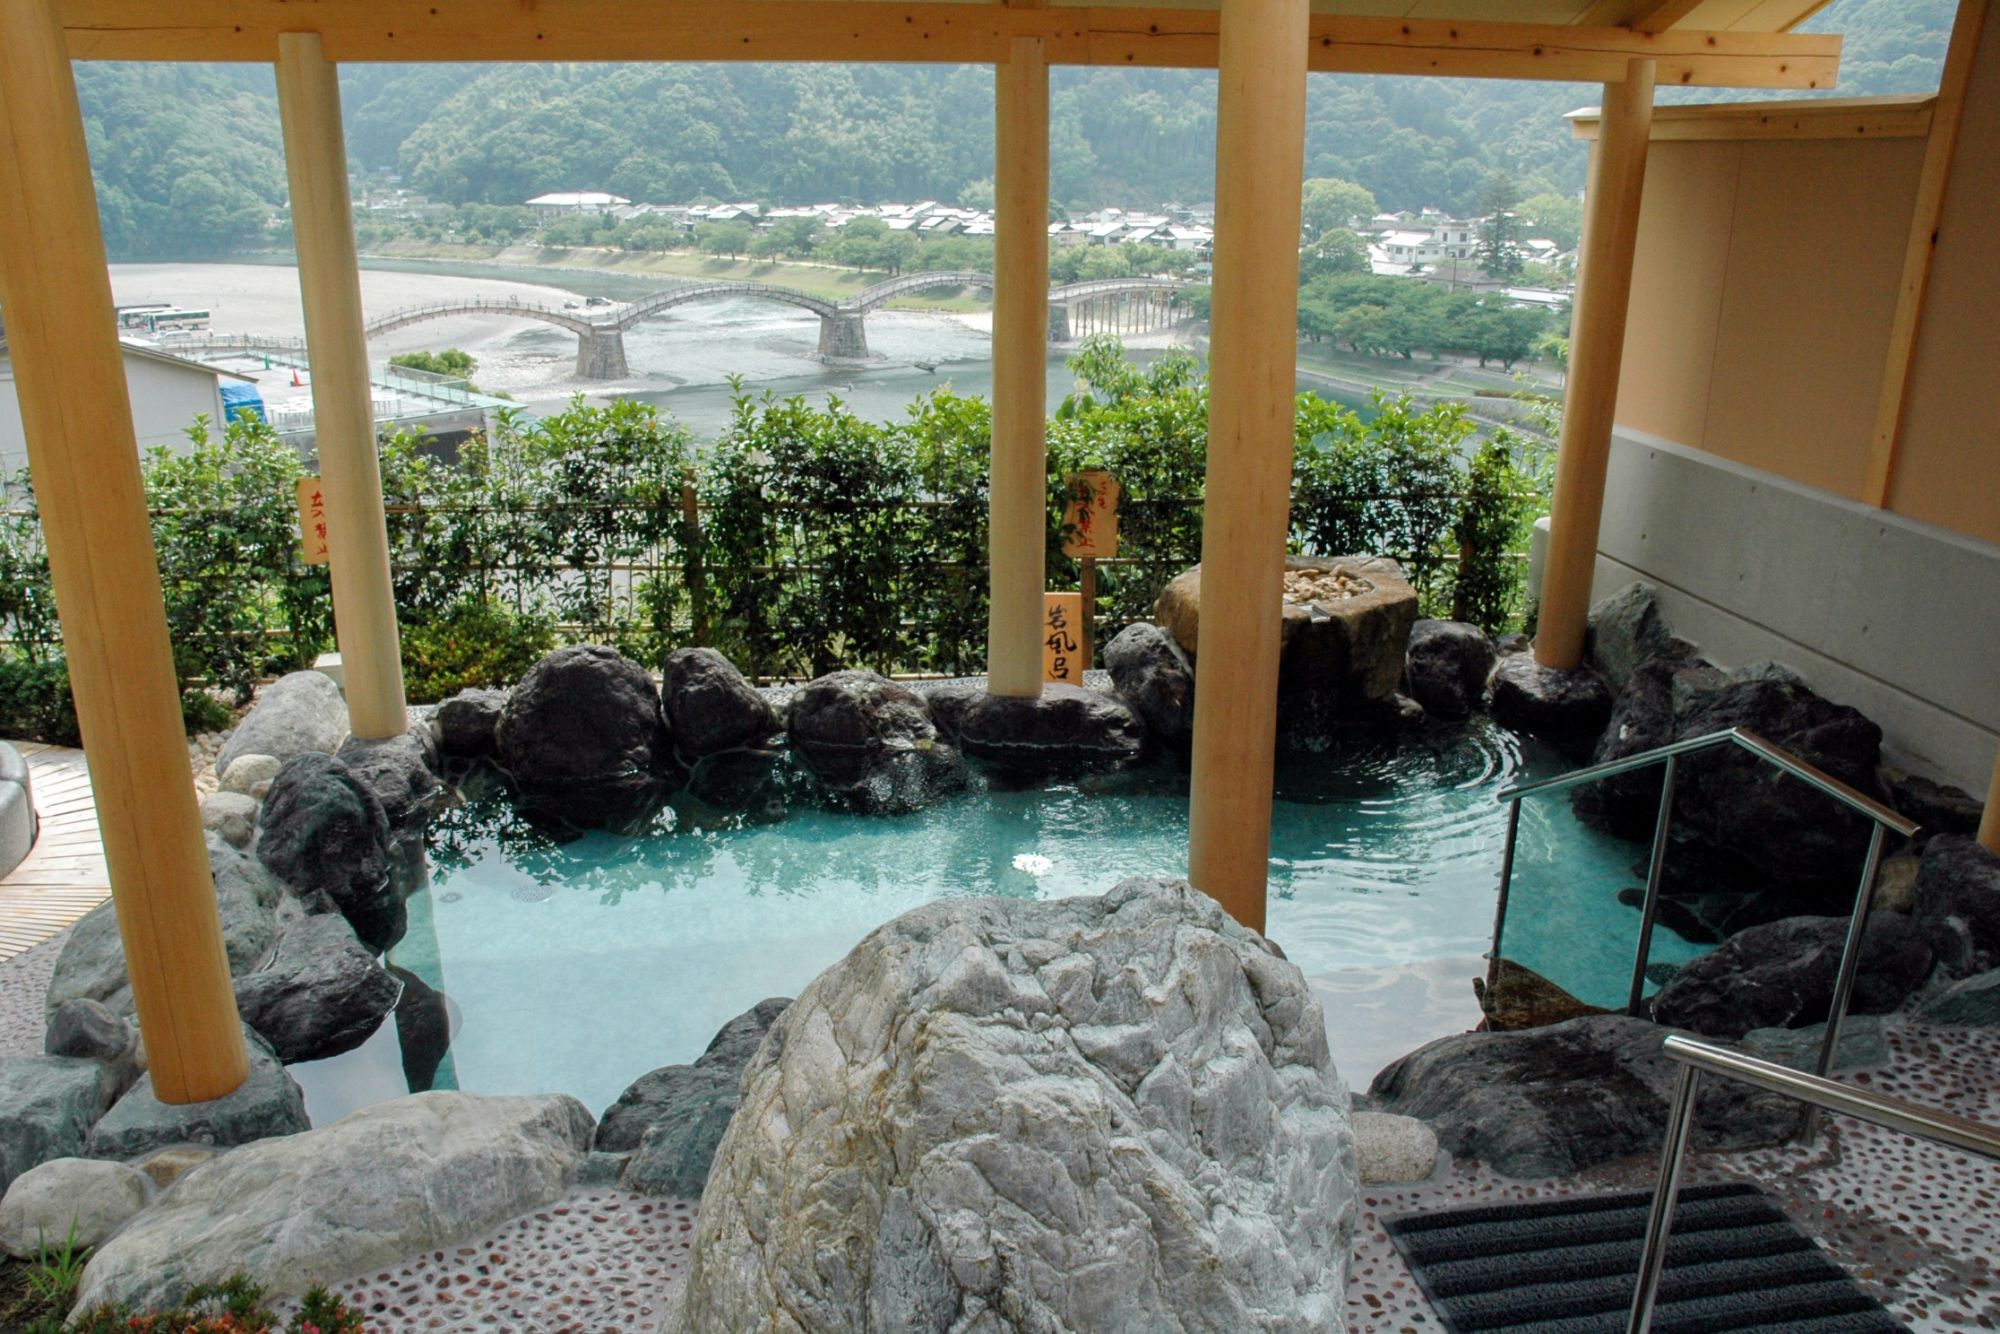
[75, 0, 1950, 260]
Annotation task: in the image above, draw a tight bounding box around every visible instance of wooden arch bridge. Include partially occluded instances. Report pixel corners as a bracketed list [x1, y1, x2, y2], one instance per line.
[172, 273, 1193, 378]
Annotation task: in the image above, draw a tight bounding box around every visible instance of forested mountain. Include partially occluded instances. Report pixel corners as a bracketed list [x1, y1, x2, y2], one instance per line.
[75, 0, 1949, 260]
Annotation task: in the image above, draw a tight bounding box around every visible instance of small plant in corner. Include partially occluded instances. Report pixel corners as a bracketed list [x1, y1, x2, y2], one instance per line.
[63, 1273, 369, 1333]
[24, 1219, 87, 1313]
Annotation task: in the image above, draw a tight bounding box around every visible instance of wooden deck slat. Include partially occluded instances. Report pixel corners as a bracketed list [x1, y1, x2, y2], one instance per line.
[0, 744, 118, 961]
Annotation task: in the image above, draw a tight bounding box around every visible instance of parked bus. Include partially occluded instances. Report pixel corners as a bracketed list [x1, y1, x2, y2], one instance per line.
[117, 305, 211, 333]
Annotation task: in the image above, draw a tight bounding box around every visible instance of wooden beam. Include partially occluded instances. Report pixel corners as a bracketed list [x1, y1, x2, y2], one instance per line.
[1577, 0, 1706, 33]
[0, 0, 248, 1105]
[1570, 93, 1934, 140]
[987, 32, 1049, 699]
[1186, 0, 1309, 935]
[1535, 59, 1658, 672]
[275, 33, 409, 740]
[1982, 744, 2000, 854]
[56, 0, 1840, 88]
[1863, 0, 1988, 507]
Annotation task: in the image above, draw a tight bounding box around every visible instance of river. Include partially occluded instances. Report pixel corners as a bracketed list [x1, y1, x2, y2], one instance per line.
[108, 256, 1370, 439]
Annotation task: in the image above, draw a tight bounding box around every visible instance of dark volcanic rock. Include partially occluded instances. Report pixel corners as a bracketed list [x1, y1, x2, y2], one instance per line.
[1673, 676, 1885, 889]
[1649, 913, 1934, 1039]
[86, 1026, 309, 1160]
[1914, 968, 2000, 1026]
[336, 727, 443, 834]
[1584, 582, 1676, 694]
[232, 913, 403, 1063]
[216, 670, 348, 774]
[1367, 1014, 1802, 1178]
[1885, 770, 1984, 841]
[664, 649, 777, 760]
[1401, 619, 1496, 721]
[389, 966, 453, 1092]
[786, 671, 960, 813]
[496, 645, 675, 829]
[49, 834, 280, 1020]
[435, 688, 506, 758]
[44, 1000, 132, 1063]
[1488, 654, 1613, 759]
[0, 1056, 123, 1193]
[927, 682, 1146, 776]
[1911, 835, 2000, 978]
[257, 752, 394, 925]
[686, 748, 786, 817]
[598, 998, 790, 1197]
[1101, 623, 1195, 747]
[1571, 645, 1704, 840]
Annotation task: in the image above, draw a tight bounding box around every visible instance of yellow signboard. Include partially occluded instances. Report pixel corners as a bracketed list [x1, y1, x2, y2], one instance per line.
[1061, 470, 1120, 559]
[296, 475, 330, 566]
[1043, 592, 1084, 684]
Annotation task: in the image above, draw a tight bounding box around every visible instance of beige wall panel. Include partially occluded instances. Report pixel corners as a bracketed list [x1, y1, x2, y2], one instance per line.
[1892, 1, 2000, 546]
[1615, 140, 1739, 449]
[1701, 137, 1922, 496]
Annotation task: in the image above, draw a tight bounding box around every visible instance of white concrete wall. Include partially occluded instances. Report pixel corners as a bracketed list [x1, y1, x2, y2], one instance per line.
[0, 351, 224, 476]
[1591, 428, 2000, 791]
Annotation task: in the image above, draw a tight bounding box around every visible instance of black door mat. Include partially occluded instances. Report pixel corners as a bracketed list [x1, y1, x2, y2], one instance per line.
[1382, 1182, 1910, 1334]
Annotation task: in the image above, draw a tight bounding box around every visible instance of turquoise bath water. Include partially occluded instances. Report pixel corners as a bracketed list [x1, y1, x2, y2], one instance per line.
[291, 722, 1705, 1124]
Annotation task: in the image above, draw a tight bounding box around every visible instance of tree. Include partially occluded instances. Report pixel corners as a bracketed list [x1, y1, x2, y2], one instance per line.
[1516, 190, 1583, 252]
[1476, 173, 1525, 283]
[958, 177, 995, 211]
[1300, 228, 1369, 282]
[1299, 177, 1377, 242]
[698, 219, 753, 258]
[391, 349, 477, 378]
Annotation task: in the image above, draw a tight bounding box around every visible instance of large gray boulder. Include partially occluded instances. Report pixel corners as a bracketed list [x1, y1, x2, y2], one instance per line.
[232, 912, 403, 1063]
[43, 1000, 132, 1064]
[1649, 913, 1934, 1039]
[73, 1091, 594, 1313]
[664, 648, 777, 760]
[0, 1057, 123, 1195]
[1101, 622, 1196, 748]
[216, 671, 348, 774]
[1911, 835, 2000, 977]
[496, 645, 675, 828]
[1368, 1015, 1801, 1178]
[927, 682, 1147, 776]
[1674, 675, 1886, 890]
[1570, 645, 1702, 840]
[0, 1157, 152, 1258]
[1488, 654, 1613, 759]
[599, 998, 790, 1198]
[1584, 582, 1676, 694]
[87, 1027, 308, 1160]
[1913, 967, 2000, 1026]
[1401, 619, 1496, 720]
[673, 878, 1355, 1333]
[786, 671, 961, 813]
[256, 752, 394, 927]
[48, 833, 280, 1020]
[335, 727, 443, 835]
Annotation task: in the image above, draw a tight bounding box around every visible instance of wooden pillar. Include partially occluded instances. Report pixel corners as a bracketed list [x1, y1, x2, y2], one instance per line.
[987, 35, 1050, 698]
[276, 33, 408, 739]
[1533, 59, 1657, 671]
[0, 0, 247, 1103]
[1980, 746, 2000, 855]
[1186, 0, 1309, 934]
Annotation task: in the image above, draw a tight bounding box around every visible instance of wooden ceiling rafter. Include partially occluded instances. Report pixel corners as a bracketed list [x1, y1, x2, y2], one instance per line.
[56, 0, 1841, 89]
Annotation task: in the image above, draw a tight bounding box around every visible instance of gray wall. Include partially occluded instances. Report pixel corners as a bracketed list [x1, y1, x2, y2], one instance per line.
[1590, 428, 2000, 791]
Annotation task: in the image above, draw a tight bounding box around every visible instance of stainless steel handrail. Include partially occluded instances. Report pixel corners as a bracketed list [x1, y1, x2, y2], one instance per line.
[1489, 725, 1919, 1100]
[1498, 727, 1918, 835]
[1627, 1035, 2000, 1332]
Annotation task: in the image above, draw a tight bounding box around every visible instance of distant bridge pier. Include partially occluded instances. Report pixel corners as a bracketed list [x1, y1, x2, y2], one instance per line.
[816, 311, 871, 361]
[1048, 304, 1072, 343]
[576, 329, 628, 379]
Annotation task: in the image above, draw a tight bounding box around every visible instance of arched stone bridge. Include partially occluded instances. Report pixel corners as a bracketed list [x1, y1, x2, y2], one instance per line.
[188, 273, 1194, 380]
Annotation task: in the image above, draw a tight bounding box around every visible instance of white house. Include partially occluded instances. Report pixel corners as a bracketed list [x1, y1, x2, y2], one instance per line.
[0, 337, 250, 476]
[524, 191, 630, 217]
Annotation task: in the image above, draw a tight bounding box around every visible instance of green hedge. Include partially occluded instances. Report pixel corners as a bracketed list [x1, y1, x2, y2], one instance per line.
[0, 340, 1546, 735]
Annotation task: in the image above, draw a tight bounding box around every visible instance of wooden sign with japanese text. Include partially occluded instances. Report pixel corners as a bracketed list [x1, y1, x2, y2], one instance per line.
[296, 475, 330, 565]
[1061, 470, 1120, 559]
[1043, 592, 1084, 684]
